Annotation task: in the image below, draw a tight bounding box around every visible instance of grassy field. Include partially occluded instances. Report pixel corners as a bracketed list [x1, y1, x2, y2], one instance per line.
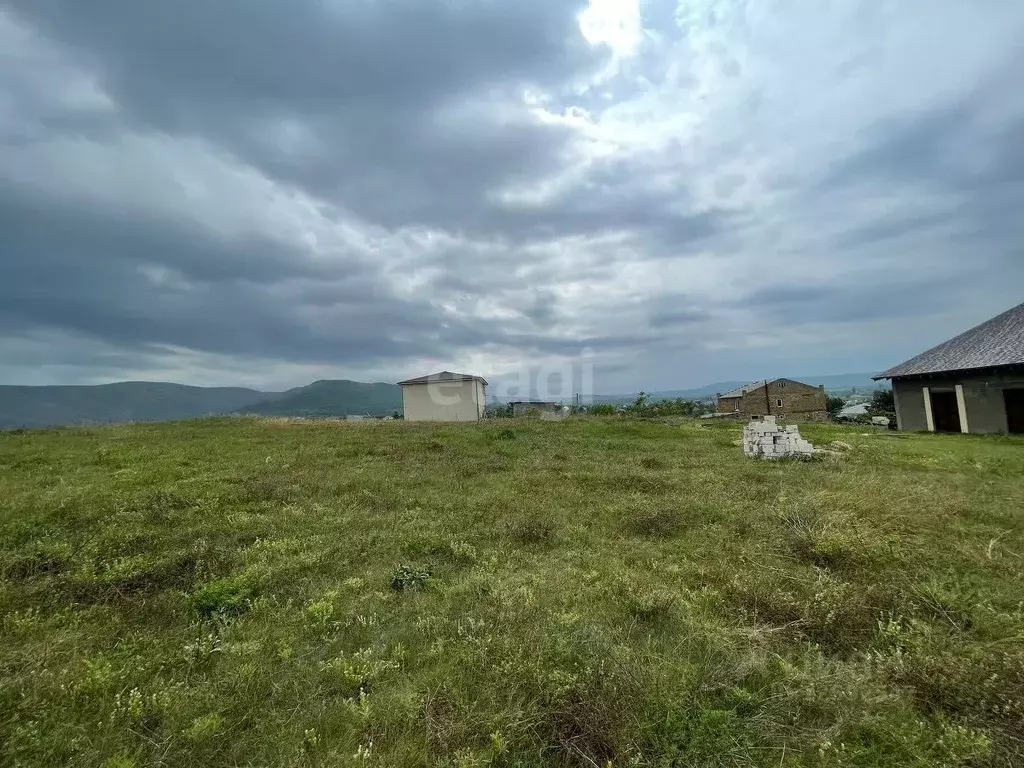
[1, 417, 1022, 767]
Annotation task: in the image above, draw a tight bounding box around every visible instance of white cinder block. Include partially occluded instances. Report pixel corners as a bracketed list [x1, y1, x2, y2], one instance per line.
[742, 417, 816, 460]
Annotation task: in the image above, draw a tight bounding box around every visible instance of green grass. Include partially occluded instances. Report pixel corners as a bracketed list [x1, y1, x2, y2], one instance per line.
[1, 416, 1023, 767]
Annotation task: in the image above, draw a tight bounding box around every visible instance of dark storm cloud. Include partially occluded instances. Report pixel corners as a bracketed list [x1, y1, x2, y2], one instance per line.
[647, 307, 711, 329]
[0, 0, 634, 379]
[740, 276, 978, 326]
[9, 0, 596, 114]
[2, 1, 1024, 389]
[6, 0, 726, 250]
[0, 170, 641, 370]
[6, 0, 609, 237]
[0, 185, 488, 365]
[818, 67, 1024, 272]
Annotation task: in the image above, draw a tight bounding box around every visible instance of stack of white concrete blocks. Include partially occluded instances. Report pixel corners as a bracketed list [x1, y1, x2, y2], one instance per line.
[742, 416, 815, 459]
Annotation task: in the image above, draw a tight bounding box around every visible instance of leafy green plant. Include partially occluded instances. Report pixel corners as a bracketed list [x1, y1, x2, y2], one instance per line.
[190, 575, 254, 616]
[390, 564, 431, 591]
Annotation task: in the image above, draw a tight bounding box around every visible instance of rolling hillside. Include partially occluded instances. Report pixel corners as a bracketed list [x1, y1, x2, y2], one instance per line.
[0, 382, 268, 429]
[237, 379, 401, 417]
[0, 379, 404, 428]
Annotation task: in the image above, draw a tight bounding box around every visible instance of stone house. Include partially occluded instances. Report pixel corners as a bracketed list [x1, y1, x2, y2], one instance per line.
[716, 378, 828, 421]
[874, 301, 1024, 434]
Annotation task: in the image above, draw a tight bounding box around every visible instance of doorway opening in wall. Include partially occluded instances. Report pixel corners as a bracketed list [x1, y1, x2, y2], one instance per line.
[1005, 389, 1024, 434]
[929, 390, 961, 432]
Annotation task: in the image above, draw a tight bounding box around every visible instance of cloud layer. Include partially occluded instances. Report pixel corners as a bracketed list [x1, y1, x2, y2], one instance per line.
[2, 0, 1023, 391]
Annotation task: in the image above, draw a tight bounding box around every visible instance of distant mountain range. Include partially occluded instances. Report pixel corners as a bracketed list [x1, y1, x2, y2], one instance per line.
[237, 380, 401, 418]
[0, 373, 886, 429]
[0, 380, 401, 429]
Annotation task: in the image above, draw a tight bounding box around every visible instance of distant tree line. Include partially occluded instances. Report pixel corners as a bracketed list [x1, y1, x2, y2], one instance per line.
[484, 394, 714, 419]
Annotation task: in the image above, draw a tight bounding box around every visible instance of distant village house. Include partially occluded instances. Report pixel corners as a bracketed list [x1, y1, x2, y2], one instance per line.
[398, 371, 487, 422]
[716, 378, 828, 421]
[874, 301, 1024, 434]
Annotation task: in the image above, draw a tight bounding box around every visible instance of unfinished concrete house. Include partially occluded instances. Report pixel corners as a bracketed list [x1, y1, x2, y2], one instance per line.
[874, 301, 1024, 434]
[716, 378, 828, 421]
[398, 371, 488, 422]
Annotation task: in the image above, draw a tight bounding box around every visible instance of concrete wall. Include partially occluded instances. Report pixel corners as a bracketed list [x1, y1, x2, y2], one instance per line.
[893, 380, 928, 432]
[893, 370, 1024, 434]
[402, 380, 485, 422]
[476, 380, 487, 417]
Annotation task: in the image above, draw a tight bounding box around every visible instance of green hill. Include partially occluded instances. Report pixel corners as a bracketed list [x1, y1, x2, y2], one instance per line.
[238, 379, 401, 417]
[0, 379, 404, 429]
[0, 381, 268, 429]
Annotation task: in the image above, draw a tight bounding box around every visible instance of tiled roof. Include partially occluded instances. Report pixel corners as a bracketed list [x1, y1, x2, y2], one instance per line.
[398, 371, 488, 386]
[719, 380, 776, 399]
[875, 302, 1024, 379]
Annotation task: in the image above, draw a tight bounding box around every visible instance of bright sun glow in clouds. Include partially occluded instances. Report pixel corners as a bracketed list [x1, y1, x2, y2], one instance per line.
[578, 0, 642, 59]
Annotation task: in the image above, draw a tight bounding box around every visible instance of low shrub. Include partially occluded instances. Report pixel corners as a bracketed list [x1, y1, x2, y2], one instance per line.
[191, 574, 255, 616]
[390, 564, 431, 592]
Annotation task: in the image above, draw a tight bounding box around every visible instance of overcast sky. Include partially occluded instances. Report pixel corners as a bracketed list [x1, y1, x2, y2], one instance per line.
[2, 1, 1022, 393]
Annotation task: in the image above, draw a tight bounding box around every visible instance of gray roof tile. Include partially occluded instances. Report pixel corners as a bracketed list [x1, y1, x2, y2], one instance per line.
[875, 301, 1024, 379]
[398, 371, 488, 386]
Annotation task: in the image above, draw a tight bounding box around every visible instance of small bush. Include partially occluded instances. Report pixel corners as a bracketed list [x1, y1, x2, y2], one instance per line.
[191, 575, 255, 616]
[390, 564, 431, 592]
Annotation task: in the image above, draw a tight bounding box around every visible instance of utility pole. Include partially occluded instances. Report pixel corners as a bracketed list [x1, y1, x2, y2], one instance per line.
[764, 379, 771, 416]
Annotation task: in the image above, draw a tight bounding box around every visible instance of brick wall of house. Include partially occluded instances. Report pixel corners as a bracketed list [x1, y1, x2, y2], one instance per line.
[717, 396, 742, 413]
[727, 379, 828, 420]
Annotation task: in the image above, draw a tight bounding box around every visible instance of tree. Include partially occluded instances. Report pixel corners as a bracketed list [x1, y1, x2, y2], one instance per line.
[630, 391, 650, 412]
[826, 395, 845, 419]
[870, 389, 895, 413]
